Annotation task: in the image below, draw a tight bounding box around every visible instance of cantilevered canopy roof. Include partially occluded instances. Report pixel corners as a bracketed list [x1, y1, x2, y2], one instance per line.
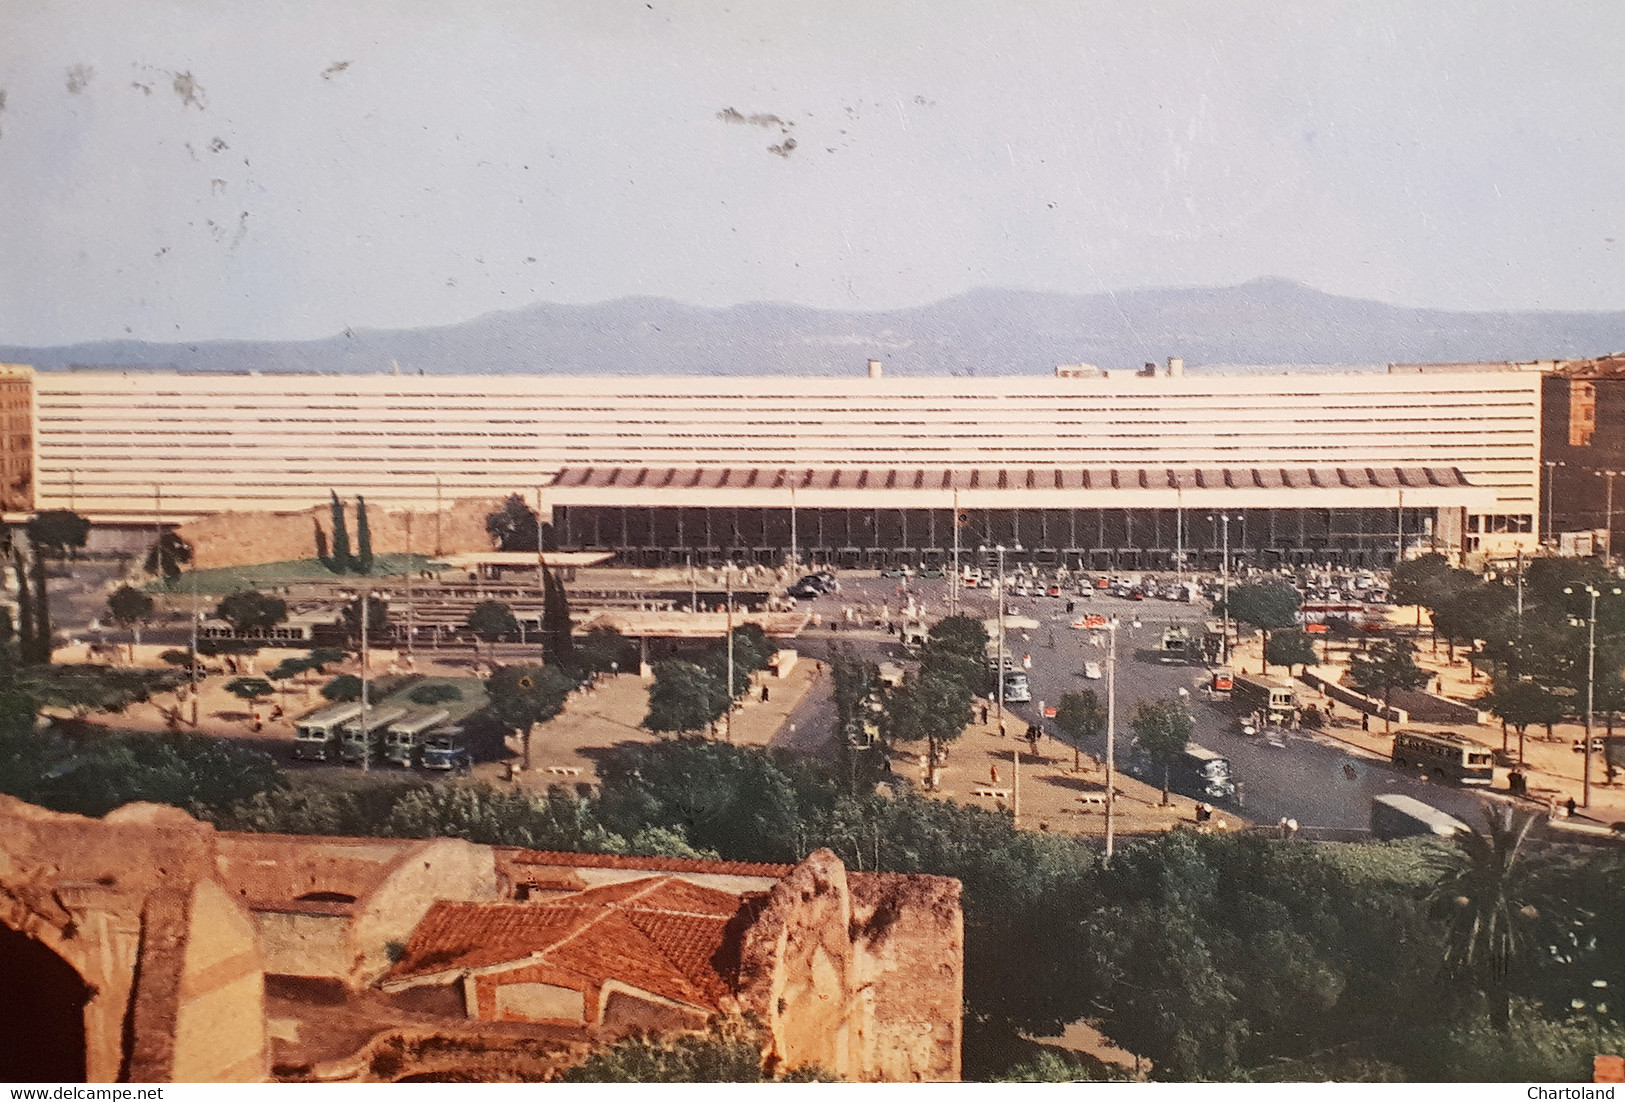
[546, 465, 1494, 510]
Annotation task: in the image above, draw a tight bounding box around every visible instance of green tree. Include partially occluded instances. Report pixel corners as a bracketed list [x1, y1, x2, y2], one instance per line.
[340, 594, 390, 649]
[354, 494, 375, 574]
[1391, 552, 1456, 627]
[881, 669, 972, 790]
[12, 547, 35, 664]
[214, 590, 289, 639]
[1426, 804, 1542, 1031]
[25, 509, 90, 566]
[223, 677, 275, 721]
[106, 584, 155, 661]
[1054, 689, 1106, 771]
[1220, 582, 1302, 658]
[1481, 677, 1566, 763]
[486, 493, 540, 552]
[465, 599, 518, 660]
[643, 659, 728, 737]
[145, 531, 193, 583]
[29, 546, 50, 666]
[1346, 637, 1431, 730]
[729, 623, 775, 674]
[322, 674, 362, 702]
[1129, 698, 1195, 805]
[575, 626, 637, 675]
[541, 563, 573, 667]
[1265, 629, 1318, 676]
[486, 662, 574, 769]
[561, 1018, 833, 1082]
[329, 490, 354, 573]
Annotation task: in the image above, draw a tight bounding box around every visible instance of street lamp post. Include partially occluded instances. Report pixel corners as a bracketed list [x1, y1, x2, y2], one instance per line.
[983, 543, 1021, 730]
[1209, 514, 1240, 665]
[342, 588, 386, 773]
[1598, 470, 1620, 566]
[725, 560, 734, 742]
[1564, 582, 1622, 809]
[1105, 615, 1119, 864]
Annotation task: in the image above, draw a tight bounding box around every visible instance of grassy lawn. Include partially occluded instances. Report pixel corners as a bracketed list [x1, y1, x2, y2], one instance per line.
[148, 554, 438, 595]
[375, 676, 489, 722]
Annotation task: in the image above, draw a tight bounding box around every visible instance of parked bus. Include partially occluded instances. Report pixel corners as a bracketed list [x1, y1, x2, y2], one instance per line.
[1180, 743, 1236, 801]
[1232, 673, 1297, 721]
[1370, 793, 1470, 840]
[1391, 730, 1495, 786]
[382, 708, 453, 767]
[339, 706, 409, 765]
[1158, 626, 1193, 663]
[421, 725, 473, 771]
[291, 701, 363, 762]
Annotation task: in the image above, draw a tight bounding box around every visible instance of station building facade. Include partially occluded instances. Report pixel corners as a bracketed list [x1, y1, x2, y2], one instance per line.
[0, 361, 1543, 568]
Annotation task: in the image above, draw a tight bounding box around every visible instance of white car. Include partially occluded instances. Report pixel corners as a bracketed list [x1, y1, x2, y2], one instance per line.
[1083, 661, 1103, 680]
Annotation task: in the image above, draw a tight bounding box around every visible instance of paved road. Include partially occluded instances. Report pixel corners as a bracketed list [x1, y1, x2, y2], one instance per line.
[782, 573, 1501, 831]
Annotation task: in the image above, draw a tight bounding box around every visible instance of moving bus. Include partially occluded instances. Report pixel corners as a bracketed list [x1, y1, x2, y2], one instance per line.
[1158, 626, 1193, 663]
[421, 725, 473, 771]
[1370, 794, 1469, 840]
[339, 706, 409, 765]
[1232, 673, 1296, 721]
[1181, 743, 1236, 801]
[292, 701, 363, 762]
[1391, 730, 1495, 786]
[382, 708, 453, 767]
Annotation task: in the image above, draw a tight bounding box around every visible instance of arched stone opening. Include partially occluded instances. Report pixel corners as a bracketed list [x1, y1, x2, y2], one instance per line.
[0, 922, 91, 1081]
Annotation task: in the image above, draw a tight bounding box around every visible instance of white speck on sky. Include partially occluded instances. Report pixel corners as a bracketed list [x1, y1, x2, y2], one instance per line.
[1, 0, 1622, 344]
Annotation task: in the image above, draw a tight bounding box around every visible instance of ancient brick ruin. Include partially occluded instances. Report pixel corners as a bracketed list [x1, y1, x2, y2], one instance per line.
[0, 794, 962, 1082]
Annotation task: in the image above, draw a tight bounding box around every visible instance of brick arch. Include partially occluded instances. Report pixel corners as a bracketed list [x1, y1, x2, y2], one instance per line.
[0, 917, 92, 1080]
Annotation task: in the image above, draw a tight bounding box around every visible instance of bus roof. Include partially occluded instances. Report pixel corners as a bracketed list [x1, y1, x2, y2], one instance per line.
[387, 708, 452, 736]
[1395, 729, 1492, 750]
[1373, 793, 1470, 834]
[295, 700, 364, 726]
[341, 706, 410, 734]
[1185, 743, 1227, 763]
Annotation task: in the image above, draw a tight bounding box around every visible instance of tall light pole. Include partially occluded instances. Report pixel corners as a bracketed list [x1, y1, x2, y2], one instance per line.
[984, 543, 1021, 729]
[1208, 514, 1239, 665]
[189, 569, 200, 727]
[1564, 583, 1622, 809]
[788, 479, 798, 573]
[950, 488, 961, 619]
[1544, 460, 1564, 547]
[343, 588, 386, 773]
[1175, 485, 1184, 587]
[1597, 470, 1619, 566]
[1104, 615, 1119, 864]
[724, 560, 735, 742]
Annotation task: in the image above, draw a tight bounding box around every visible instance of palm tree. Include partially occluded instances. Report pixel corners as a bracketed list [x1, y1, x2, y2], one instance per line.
[1425, 803, 1541, 1030]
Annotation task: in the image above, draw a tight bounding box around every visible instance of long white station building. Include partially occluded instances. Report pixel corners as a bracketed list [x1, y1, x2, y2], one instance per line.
[2, 360, 1542, 569]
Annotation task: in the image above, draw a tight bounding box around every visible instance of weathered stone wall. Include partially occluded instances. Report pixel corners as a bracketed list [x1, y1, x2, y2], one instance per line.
[849, 873, 963, 1083]
[169, 880, 269, 1081]
[352, 839, 498, 986]
[251, 911, 354, 981]
[176, 499, 508, 570]
[737, 849, 962, 1083]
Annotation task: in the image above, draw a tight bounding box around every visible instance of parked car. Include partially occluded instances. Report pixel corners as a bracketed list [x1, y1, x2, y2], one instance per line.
[788, 580, 823, 599]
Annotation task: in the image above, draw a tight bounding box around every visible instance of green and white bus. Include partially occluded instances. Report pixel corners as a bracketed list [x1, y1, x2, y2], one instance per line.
[339, 706, 409, 765]
[292, 701, 364, 762]
[383, 708, 453, 767]
[1391, 730, 1495, 786]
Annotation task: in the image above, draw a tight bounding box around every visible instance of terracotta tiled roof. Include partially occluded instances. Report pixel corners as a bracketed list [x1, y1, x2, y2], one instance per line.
[551, 464, 1474, 494]
[386, 876, 749, 1012]
[496, 848, 795, 878]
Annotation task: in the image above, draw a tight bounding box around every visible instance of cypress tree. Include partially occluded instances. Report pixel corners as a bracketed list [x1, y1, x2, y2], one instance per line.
[13, 548, 34, 662]
[355, 495, 374, 575]
[542, 563, 573, 667]
[329, 491, 353, 573]
[30, 544, 50, 665]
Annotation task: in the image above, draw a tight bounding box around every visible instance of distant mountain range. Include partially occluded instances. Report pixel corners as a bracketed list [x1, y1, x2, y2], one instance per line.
[6, 278, 1625, 377]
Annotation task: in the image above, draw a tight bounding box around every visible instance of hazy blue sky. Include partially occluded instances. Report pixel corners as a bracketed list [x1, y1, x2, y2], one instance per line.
[2, 1, 1622, 345]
